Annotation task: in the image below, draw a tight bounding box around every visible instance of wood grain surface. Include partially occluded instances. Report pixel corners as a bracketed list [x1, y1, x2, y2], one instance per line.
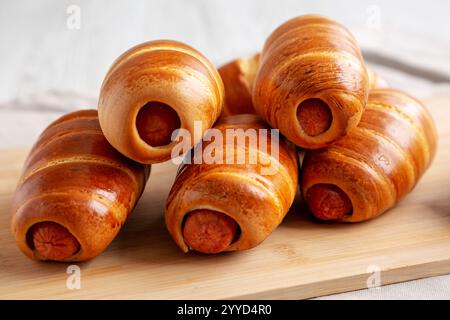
[0, 95, 449, 299]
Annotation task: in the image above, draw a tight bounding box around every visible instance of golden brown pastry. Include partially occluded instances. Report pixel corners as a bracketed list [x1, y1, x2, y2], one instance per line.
[218, 53, 260, 117]
[368, 68, 388, 89]
[253, 15, 369, 149]
[11, 110, 149, 261]
[166, 114, 299, 253]
[98, 40, 224, 164]
[301, 88, 437, 222]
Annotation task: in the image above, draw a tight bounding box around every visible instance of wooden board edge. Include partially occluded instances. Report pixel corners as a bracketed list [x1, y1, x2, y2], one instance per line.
[230, 258, 450, 299]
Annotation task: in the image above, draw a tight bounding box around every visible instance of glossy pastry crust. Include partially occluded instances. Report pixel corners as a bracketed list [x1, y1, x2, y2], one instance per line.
[166, 114, 299, 252]
[367, 68, 388, 89]
[301, 88, 437, 222]
[218, 53, 260, 117]
[11, 110, 150, 261]
[98, 40, 224, 164]
[253, 15, 369, 149]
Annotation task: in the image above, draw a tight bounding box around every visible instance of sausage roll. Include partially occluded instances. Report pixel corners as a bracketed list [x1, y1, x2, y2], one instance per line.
[301, 89, 437, 222]
[253, 15, 369, 149]
[98, 40, 224, 164]
[166, 114, 299, 253]
[218, 53, 260, 117]
[11, 110, 149, 261]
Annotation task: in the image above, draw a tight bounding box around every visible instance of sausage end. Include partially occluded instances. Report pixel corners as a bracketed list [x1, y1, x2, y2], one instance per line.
[306, 184, 352, 220]
[136, 101, 181, 147]
[297, 98, 332, 136]
[31, 222, 80, 261]
[183, 210, 238, 254]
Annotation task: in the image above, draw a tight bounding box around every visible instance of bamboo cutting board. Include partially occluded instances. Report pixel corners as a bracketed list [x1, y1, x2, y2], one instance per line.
[1, 95, 450, 300]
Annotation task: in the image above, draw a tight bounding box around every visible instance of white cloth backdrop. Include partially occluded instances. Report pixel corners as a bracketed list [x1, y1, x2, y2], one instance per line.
[1, 0, 450, 299]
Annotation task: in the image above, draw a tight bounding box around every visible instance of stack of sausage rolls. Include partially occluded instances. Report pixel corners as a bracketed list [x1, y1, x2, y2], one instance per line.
[11, 15, 437, 261]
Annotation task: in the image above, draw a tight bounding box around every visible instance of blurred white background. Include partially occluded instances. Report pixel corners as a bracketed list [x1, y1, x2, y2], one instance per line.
[1, 0, 450, 299]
